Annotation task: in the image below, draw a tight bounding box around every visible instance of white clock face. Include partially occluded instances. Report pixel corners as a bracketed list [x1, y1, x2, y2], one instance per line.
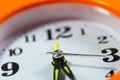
[0, 20, 120, 80]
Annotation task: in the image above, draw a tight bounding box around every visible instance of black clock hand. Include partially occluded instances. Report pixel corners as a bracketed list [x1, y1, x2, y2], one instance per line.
[51, 41, 75, 80]
[47, 52, 105, 57]
[52, 59, 61, 80]
[61, 58, 75, 80]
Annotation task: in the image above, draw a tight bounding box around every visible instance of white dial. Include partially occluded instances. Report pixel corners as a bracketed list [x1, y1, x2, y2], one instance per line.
[0, 20, 120, 80]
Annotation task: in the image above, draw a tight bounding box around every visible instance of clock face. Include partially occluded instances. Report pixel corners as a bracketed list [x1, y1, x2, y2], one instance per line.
[0, 20, 120, 80]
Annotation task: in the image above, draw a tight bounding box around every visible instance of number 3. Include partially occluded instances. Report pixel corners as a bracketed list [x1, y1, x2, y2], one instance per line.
[101, 48, 120, 62]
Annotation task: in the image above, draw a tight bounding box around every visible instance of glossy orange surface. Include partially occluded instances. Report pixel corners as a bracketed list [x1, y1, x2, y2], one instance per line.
[108, 70, 120, 80]
[0, 0, 120, 23]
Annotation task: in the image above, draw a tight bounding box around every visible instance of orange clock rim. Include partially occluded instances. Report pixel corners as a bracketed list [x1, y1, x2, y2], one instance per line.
[0, 0, 120, 23]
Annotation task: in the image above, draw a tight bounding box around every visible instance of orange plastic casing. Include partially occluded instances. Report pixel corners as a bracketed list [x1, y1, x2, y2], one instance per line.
[108, 70, 120, 80]
[0, 0, 120, 23]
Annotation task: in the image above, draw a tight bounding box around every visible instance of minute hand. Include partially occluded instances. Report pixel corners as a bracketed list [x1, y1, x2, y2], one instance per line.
[47, 52, 105, 57]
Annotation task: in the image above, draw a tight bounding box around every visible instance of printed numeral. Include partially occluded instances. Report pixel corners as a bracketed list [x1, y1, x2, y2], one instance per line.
[47, 26, 73, 40]
[97, 36, 108, 44]
[80, 28, 86, 35]
[106, 70, 114, 78]
[9, 48, 23, 56]
[1, 62, 19, 77]
[101, 48, 120, 62]
[25, 35, 36, 43]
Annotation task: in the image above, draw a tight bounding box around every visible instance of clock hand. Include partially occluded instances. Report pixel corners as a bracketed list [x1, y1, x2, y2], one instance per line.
[52, 59, 61, 80]
[62, 53, 105, 57]
[47, 52, 105, 57]
[52, 41, 61, 80]
[61, 58, 75, 80]
[51, 41, 75, 80]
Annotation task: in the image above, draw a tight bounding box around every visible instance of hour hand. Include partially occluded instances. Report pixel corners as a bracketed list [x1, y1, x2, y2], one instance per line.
[52, 60, 61, 80]
[61, 59, 75, 80]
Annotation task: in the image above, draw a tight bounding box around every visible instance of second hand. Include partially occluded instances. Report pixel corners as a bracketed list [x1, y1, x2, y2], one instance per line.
[47, 52, 106, 57]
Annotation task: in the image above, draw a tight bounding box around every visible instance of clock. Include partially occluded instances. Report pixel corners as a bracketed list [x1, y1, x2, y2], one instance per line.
[0, 0, 120, 80]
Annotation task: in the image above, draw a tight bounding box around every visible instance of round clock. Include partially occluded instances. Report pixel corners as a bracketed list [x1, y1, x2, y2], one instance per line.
[0, 0, 120, 80]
